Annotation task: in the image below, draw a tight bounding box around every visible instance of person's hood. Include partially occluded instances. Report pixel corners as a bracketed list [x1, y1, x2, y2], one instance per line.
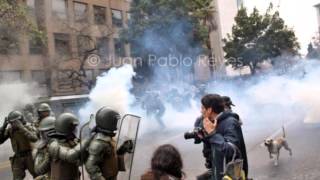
[217, 111, 239, 125]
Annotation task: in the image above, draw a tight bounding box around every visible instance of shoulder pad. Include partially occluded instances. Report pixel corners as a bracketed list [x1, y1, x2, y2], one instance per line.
[88, 139, 108, 155]
[95, 133, 112, 142]
[48, 139, 60, 158]
[36, 140, 47, 149]
[25, 124, 34, 130]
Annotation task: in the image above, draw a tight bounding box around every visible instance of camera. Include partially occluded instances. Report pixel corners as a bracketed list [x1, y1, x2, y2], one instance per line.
[184, 127, 204, 140]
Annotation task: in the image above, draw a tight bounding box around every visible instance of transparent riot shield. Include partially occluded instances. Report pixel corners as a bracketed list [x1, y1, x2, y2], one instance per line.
[116, 114, 141, 180]
[79, 114, 95, 180]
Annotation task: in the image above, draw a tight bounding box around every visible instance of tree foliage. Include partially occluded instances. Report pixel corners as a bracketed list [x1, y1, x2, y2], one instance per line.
[223, 5, 300, 74]
[121, 0, 215, 78]
[0, 0, 45, 54]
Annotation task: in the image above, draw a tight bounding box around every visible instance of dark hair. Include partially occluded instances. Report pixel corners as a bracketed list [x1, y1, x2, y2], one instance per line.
[151, 144, 184, 179]
[201, 94, 225, 114]
[221, 96, 234, 108]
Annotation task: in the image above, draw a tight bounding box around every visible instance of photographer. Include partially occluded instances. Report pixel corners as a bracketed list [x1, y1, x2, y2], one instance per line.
[203, 94, 248, 180]
[186, 94, 248, 180]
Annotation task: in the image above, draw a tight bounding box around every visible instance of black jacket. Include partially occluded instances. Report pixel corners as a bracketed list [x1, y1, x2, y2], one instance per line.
[194, 116, 213, 169]
[200, 112, 248, 180]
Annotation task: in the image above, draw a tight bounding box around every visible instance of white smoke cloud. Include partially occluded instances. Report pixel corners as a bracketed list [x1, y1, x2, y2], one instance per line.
[208, 60, 320, 134]
[78, 58, 320, 140]
[78, 64, 136, 123]
[0, 82, 39, 121]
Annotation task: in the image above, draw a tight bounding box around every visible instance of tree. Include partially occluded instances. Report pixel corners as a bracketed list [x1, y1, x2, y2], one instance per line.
[223, 5, 300, 75]
[0, 0, 45, 54]
[51, 22, 114, 92]
[121, 0, 214, 80]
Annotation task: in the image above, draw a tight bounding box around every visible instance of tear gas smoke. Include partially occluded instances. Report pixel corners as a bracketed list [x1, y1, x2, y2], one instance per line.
[79, 59, 320, 138]
[78, 64, 136, 124]
[0, 82, 39, 121]
[207, 60, 320, 139]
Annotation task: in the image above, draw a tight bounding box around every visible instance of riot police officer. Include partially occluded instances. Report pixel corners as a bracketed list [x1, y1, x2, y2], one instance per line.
[35, 103, 52, 128]
[34, 116, 56, 180]
[47, 113, 91, 180]
[85, 107, 133, 180]
[23, 103, 36, 124]
[142, 92, 166, 128]
[0, 111, 38, 180]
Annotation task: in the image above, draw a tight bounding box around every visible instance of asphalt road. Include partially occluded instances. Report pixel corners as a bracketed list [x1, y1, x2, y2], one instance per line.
[248, 121, 320, 180]
[0, 120, 319, 180]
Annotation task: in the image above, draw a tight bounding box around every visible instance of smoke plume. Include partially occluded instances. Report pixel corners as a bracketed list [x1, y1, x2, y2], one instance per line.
[0, 82, 38, 121]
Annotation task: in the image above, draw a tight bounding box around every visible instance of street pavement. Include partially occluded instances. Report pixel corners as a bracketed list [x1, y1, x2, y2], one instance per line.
[0, 120, 319, 180]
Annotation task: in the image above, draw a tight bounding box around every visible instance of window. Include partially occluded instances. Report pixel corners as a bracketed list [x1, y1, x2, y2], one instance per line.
[58, 70, 72, 79]
[52, 0, 68, 19]
[0, 27, 20, 55]
[54, 33, 71, 59]
[27, 0, 36, 18]
[77, 35, 92, 56]
[96, 37, 109, 58]
[32, 71, 46, 85]
[114, 38, 125, 57]
[111, 9, 123, 27]
[0, 71, 22, 82]
[29, 35, 44, 55]
[74, 2, 88, 23]
[27, 0, 35, 8]
[94, 5, 106, 25]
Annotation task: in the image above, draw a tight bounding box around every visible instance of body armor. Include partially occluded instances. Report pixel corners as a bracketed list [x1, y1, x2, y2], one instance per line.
[86, 133, 120, 180]
[50, 138, 80, 180]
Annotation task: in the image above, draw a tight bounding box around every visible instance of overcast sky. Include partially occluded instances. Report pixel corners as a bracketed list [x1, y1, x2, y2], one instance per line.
[243, 0, 319, 55]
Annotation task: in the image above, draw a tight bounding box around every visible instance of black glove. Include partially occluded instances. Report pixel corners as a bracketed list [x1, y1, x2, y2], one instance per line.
[117, 140, 134, 155]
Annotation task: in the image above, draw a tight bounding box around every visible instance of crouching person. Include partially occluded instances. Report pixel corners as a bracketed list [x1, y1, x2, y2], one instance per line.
[85, 107, 133, 180]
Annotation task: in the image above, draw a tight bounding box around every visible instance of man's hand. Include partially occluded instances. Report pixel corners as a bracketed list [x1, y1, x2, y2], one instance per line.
[11, 119, 24, 129]
[203, 117, 217, 135]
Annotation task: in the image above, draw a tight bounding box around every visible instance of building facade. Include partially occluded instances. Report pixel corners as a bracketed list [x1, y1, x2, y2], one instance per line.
[0, 0, 132, 96]
[0, 0, 242, 94]
[315, 3, 320, 33]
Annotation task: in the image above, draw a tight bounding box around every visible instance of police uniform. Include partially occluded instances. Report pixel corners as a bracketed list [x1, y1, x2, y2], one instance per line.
[46, 113, 91, 180]
[0, 111, 38, 180]
[85, 107, 131, 180]
[34, 116, 56, 180]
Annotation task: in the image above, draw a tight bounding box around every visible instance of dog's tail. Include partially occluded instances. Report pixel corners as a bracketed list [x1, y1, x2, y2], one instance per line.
[282, 126, 286, 138]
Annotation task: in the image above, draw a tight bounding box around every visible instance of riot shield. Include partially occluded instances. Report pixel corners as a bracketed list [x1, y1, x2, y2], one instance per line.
[79, 114, 95, 180]
[116, 114, 141, 180]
